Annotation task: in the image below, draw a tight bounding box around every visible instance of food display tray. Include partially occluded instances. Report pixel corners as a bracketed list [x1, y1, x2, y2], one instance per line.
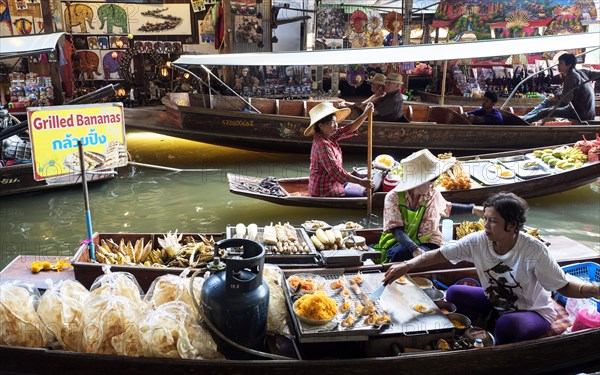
[72, 232, 224, 292]
[462, 159, 522, 186]
[499, 156, 552, 180]
[226, 226, 319, 265]
[283, 271, 453, 343]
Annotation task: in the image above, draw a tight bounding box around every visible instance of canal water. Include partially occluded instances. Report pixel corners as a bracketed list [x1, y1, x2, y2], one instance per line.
[1, 130, 599, 269]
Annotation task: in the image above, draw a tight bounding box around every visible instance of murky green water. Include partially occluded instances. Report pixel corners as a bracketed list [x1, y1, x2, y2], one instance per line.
[1, 131, 599, 269]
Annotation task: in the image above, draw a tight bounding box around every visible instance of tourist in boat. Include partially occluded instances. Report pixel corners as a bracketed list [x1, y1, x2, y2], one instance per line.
[372, 72, 405, 122]
[355, 73, 386, 110]
[382, 191, 600, 344]
[522, 53, 600, 124]
[377, 149, 483, 262]
[305, 102, 374, 197]
[464, 91, 503, 125]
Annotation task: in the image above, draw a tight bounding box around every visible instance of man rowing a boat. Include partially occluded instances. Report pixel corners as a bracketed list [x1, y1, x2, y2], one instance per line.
[522, 53, 600, 124]
[305, 102, 374, 197]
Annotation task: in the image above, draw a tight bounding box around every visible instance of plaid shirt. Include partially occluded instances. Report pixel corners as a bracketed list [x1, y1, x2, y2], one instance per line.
[308, 124, 358, 196]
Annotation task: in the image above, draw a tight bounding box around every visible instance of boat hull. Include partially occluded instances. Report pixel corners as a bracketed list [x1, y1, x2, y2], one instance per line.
[228, 145, 600, 208]
[0, 163, 115, 196]
[124, 95, 600, 155]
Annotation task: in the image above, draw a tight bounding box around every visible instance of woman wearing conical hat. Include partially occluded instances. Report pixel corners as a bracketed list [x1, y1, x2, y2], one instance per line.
[376, 149, 483, 262]
[304, 102, 374, 197]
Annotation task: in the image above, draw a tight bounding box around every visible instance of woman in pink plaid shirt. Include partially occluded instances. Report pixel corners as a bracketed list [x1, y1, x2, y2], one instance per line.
[304, 102, 374, 197]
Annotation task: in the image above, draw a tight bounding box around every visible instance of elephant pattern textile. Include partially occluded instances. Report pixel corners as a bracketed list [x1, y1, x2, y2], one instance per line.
[76, 51, 101, 80]
[97, 4, 128, 34]
[103, 52, 124, 80]
[64, 3, 94, 33]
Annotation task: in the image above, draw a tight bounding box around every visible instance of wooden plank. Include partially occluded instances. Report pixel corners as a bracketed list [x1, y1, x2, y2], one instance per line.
[278, 100, 306, 117]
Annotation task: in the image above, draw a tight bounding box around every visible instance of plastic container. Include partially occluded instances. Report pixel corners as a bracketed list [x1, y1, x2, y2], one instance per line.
[571, 308, 600, 332]
[353, 167, 383, 192]
[382, 174, 400, 192]
[442, 219, 454, 243]
[554, 262, 600, 312]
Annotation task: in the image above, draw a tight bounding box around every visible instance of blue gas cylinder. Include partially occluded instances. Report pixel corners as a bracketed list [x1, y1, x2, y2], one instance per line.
[201, 238, 269, 359]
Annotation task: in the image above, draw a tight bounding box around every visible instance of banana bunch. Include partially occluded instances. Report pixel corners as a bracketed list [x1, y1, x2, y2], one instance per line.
[533, 146, 587, 170]
[455, 219, 485, 239]
[311, 228, 344, 250]
[525, 228, 543, 242]
[147, 234, 216, 268]
[94, 233, 216, 268]
[95, 238, 153, 265]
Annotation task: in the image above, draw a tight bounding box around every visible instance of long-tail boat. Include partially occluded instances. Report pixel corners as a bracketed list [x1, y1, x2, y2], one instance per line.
[125, 33, 600, 154]
[227, 144, 600, 208]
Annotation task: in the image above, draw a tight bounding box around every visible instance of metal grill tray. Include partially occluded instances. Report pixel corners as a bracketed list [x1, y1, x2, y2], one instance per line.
[284, 272, 453, 343]
[226, 226, 318, 264]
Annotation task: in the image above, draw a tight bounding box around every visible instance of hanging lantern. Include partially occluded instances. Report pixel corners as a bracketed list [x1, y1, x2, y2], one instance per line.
[160, 66, 169, 77]
[166, 61, 172, 68]
[183, 72, 190, 79]
[116, 40, 124, 48]
[112, 51, 118, 59]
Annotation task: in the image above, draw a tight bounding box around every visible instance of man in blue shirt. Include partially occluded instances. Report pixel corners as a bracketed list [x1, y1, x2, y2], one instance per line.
[465, 91, 503, 125]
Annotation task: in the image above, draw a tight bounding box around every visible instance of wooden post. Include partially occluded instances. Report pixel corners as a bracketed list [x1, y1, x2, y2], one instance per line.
[367, 112, 373, 217]
[440, 60, 448, 107]
[40, 0, 65, 104]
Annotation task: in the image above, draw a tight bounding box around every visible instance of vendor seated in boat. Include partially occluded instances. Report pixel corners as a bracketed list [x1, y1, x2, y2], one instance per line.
[305, 102, 374, 197]
[377, 149, 483, 261]
[522, 53, 600, 125]
[464, 91, 503, 125]
[383, 191, 600, 345]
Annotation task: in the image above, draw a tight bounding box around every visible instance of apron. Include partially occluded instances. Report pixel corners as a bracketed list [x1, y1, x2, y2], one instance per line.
[375, 191, 432, 250]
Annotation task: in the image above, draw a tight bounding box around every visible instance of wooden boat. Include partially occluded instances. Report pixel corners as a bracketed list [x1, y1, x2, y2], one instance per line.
[418, 91, 600, 117]
[1, 250, 599, 375]
[123, 92, 600, 155]
[0, 162, 116, 196]
[227, 145, 600, 208]
[125, 33, 600, 154]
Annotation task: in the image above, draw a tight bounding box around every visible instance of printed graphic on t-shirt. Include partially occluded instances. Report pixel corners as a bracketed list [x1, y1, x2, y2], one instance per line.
[484, 262, 523, 312]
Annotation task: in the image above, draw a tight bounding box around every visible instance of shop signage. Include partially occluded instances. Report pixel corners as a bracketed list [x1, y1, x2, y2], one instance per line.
[27, 103, 127, 181]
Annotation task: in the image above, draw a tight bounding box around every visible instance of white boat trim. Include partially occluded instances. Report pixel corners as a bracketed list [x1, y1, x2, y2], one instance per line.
[174, 33, 600, 67]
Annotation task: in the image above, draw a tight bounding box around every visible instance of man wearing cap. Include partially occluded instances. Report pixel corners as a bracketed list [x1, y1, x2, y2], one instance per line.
[305, 102, 374, 197]
[465, 91, 503, 125]
[355, 73, 386, 109]
[376, 149, 483, 262]
[372, 72, 405, 122]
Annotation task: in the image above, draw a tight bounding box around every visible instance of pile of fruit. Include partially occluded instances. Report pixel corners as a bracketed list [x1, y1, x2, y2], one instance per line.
[532, 146, 587, 170]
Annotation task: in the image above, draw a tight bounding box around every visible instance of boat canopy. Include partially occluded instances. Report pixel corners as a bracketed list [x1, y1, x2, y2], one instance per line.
[174, 33, 600, 67]
[0, 32, 67, 59]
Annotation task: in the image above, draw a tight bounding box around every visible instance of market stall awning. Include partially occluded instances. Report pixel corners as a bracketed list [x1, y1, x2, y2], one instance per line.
[0, 32, 66, 59]
[174, 32, 600, 67]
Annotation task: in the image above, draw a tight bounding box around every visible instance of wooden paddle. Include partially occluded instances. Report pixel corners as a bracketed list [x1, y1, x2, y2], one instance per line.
[367, 111, 373, 217]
